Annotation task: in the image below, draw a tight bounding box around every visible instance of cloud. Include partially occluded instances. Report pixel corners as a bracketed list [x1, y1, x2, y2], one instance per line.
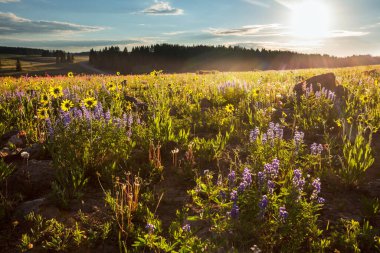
[206, 24, 284, 37]
[142, 1, 184, 15]
[243, 0, 270, 8]
[162, 31, 188, 35]
[328, 30, 369, 38]
[0, 12, 104, 35]
[0, 0, 20, 3]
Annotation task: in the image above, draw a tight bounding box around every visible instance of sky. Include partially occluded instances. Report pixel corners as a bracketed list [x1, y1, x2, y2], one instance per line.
[0, 0, 379, 56]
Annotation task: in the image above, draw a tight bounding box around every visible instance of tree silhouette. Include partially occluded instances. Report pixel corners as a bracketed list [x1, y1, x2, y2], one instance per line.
[16, 58, 22, 72]
[89, 44, 380, 74]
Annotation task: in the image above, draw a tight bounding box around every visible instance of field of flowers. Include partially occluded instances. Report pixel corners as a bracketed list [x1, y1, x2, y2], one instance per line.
[0, 67, 379, 252]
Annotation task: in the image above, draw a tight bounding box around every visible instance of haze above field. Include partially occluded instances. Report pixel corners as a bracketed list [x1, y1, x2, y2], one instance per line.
[0, 0, 379, 56]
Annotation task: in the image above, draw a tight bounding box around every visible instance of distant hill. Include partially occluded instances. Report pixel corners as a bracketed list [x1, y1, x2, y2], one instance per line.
[89, 44, 380, 73]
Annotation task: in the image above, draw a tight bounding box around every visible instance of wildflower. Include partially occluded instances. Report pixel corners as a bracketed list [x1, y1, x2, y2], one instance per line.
[45, 118, 54, 138]
[279, 206, 288, 222]
[40, 93, 49, 105]
[82, 97, 98, 109]
[230, 203, 239, 219]
[242, 167, 252, 186]
[67, 71, 74, 78]
[225, 104, 235, 113]
[249, 127, 260, 142]
[182, 224, 191, 232]
[258, 195, 268, 210]
[60, 99, 74, 112]
[294, 130, 304, 151]
[257, 171, 265, 186]
[238, 182, 246, 193]
[267, 180, 275, 194]
[317, 197, 325, 204]
[145, 223, 155, 234]
[230, 190, 238, 202]
[20, 151, 30, 160]
[312, 178, 321, 194]
[116, 71, 120, 76]
[104, 110, 111, 122]
[250, 245, 262, 253]
[37, 107, 49, 120]
[228, 170, 236, 185]
[311, 143, 324, 155]
[49, 86, 63, 98]
[106, 81, 116, 91]
[262, 133, 267, 144]
[292, 169, 305, 193]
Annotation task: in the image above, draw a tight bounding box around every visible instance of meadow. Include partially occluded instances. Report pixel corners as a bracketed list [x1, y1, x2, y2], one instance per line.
[0, 66, 379, 252]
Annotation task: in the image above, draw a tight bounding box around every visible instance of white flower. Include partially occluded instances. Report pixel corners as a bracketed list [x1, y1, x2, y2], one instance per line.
[21, 151, 30, 159]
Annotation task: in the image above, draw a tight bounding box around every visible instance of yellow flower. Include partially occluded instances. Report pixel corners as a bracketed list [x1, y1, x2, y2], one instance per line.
[347, 117, 353, 124]
[67, 72, 74, 78]
[126, 101, 132, 111]
[37, 107, 49, 119]
[61, 99, 74, 112]
[82, 97, 98, 109]
[40, 93, 49, 105]
[116, 71, 120, 76]
[225, 104, 234, 113]
[107, 81, 116, 91]
[49, 86, 63, 98]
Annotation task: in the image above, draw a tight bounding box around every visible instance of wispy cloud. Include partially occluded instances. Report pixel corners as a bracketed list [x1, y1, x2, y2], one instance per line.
[0, 12, 104, 35]
[162, 31, 188, 35]
[142, 1, 184, 16]
[0, 0, 20, 3]
[206, 24, 284, 37]
[328, 30, 369, 38]
[243, 0, 270, 8]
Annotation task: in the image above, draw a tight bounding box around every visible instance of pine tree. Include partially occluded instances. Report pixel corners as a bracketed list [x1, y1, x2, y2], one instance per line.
[16, 58, 22, 72]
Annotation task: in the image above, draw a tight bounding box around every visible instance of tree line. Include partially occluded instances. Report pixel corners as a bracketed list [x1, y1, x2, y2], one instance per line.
[89, 44, 380, 73]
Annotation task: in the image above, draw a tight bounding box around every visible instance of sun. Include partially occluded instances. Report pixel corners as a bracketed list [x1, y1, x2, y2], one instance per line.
[290, 0, 330, 39]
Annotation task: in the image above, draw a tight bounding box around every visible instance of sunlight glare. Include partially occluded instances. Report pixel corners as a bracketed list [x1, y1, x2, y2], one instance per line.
[290, 0, 330, 39]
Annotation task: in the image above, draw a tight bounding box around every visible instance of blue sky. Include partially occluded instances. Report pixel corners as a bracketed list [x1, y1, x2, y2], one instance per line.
[0, 0, 379, 56]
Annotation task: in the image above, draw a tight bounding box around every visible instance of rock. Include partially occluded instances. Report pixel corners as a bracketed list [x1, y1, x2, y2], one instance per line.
[0, 130, 19, 147]
[294, 73, 341, 99]
[15, 198, 45, 218]
[0, 130, 27, 149]
[0, 147, 23, 162]
[8, 160, 55, 198]
[23, 143, 47, 160]
[124, 95, 148, 111]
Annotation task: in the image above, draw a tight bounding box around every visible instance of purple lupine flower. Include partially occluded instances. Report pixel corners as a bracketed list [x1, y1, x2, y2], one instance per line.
[230, 190, 238, 202]
[294, 130, 304, 151]
[127, 113, 133, 127]
[258, 195, 268, 210]
[72, 108, 83, 118]
[292, 169, 305, 192]
[267, 180, 275, 194]
[274, 123, 283, 139]
[249, 127, 260, 143]
[279, 206, 288, 221]
[136, 116, 141, 125]
[104, 110, 111, 122]
[238, 182, 246, 193]
[228, 170, 236, 185]
[81, 105, 91, 122]
[269, 122, 275, 130]
[45, 118, 54, 138]
[126, 129, 132, 138]
[94, 102, 103, 120]
[146, 223, 155, 234]
[317, 197, 325, 204]
[242, 167, 252, 186]
[182, 224, 191, 232]
[262, 133, 267, 144]
[230, 203, 239, 219]
[62, 111, 71, 127]
[272, 159, 280, 177]
[257, 171, 265, 186]
[312, 178, 321, 194]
